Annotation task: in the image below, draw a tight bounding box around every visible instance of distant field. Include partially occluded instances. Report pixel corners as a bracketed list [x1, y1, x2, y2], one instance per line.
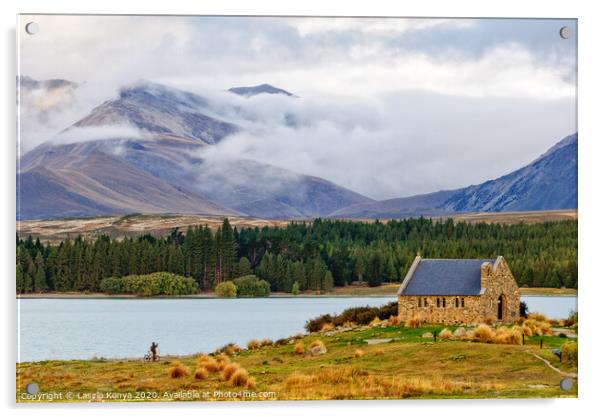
[17, 214, 289, 243]
[447, 209, 577, 225]
[17, 210, 577, 243]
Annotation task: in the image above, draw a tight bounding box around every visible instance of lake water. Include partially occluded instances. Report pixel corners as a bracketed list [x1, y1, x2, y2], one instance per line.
[17, 295, 576, 362]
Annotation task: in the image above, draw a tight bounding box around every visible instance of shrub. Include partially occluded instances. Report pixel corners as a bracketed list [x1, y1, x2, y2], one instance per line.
[305, 314, 333, 333]
[473, 324, 494, 343]
[294, 342, 305, 355]
[168, 362, 189, 378]
[306, 302, 398, 332]
[354, 349, 365, 358]
[194, 366, 208, 380]
[230, 368, 250, 387]
[561, 342, 578, 364]
[453, 327, 466, 338]
[221, 363, 241, 381]
[521, 324, 533, 337]
[233, 275, 271, 297]
[198, 356, 219, 372]
[439, 328, 453, 340]
[520, 301, 529, 317]
[565, 310, 578, 327]
[291, 281, 300, 295]
[388, 315, 401, 326]
[215, 281, 237, 298]
[247, 339, 261, 350]
[100, 272, 198, 296]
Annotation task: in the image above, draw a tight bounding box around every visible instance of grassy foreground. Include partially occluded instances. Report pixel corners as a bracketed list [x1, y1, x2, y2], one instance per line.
[16, 324, 577, 402]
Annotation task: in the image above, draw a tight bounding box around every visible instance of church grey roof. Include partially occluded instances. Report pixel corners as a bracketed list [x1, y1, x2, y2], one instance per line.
[399, 258, 496, 296]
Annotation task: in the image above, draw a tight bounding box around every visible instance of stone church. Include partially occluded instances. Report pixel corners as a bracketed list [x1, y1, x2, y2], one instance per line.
[397, 255, 520, 324]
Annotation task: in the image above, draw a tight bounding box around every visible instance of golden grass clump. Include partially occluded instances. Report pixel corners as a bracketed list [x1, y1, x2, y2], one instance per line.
[521, 324, 533, 337]
[493, 326, 522, 345]
[294, 342, 305, 355]
[354, 349, 365, 358]
[405, 315, 422, 329]
[215, 354, 231, 370]
[523, 318, 551, 336]
[224, 344, 242, 355]
[196, 355, 220, 372]
[168, 361, 189, 379]
[343, 321, 356, 328]
[484, 316, 496, 325]
[387, 315, 401, 326]
[561, 342, 578, 364]
[374, 348, 385, 356]
[320, 322, 335, 332]
[245, 376, 257, 390]
[221, 363, 241, 381]
[194, 366, 209, 380]
[528, 312, 549, 322]
[260, 338, 273, 347]
[369, 316, 382, 326]
[472, 324, 494, 343]
[309, 339, 326, 350]
[247, 339, 261, 350]
[439, 328, 453, 340]
[230, 368, 250, 387]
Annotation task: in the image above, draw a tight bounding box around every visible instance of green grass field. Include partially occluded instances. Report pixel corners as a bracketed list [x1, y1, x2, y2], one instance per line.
[16, 324, 577, 402]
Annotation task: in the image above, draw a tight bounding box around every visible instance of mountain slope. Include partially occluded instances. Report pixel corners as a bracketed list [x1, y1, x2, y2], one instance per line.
[19, 81, 371, 220]
[331, 133, 577, 218]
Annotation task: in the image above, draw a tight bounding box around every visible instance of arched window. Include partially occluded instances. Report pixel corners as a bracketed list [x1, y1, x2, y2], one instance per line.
[424, 297, 428, 307]
[418, 298, 421, 307]
[436, 297, 440, 308]
[455, 297, 459, 308]
[461, 298, 465, 308]
[442, 298, 446, 308]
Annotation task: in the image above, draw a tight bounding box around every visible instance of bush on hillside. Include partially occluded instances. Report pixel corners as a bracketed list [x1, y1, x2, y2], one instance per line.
[233, 275, 270, 297]
[100, 272, 198, 296]
[215, 281, 237, 298]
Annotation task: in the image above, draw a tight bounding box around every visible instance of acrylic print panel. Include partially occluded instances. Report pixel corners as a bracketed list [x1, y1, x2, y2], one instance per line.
[16, 14, 577, 402]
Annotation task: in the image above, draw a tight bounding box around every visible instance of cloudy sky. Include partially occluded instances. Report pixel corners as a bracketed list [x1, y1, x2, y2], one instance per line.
[19, 15, 577, 200]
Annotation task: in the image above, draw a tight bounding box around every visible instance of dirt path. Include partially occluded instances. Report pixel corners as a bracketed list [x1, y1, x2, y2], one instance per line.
[529, 352, 578, 379]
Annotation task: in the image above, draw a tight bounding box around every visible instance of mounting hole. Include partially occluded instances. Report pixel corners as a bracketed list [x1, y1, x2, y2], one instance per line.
[560, 377, 573, 391]
[25, 22, 39, 35]
[25, 382, 39, 394]
[559, 26, 571, 39]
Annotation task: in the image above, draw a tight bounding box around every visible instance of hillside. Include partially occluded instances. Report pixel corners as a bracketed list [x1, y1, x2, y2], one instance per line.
[331, 134, 578, 218]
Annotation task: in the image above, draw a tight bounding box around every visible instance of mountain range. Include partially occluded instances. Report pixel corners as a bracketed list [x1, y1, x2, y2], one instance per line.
[17, 78, 577, 220]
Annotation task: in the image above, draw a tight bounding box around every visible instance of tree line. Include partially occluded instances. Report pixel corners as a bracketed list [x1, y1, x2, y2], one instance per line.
[16, 217, 578, 294]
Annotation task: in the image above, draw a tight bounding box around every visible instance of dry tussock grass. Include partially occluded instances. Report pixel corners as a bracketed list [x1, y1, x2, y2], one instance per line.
[439, 328, 453, 339]
[493, 326, 522, 345]
[388, 315, 401, 326]
[369, 316, 382, 326]
[168, 362, 189, 379]
[374, 349, 385, 356]
[260, 338, 273, 347]
[196, 355, 220, 372]
[523, 318, 551, 336]
[221, 363, 241, 381]
[354, 349, 365, 358]
[247, 339, 261, 350]
[309, 339, 326, 350]
[281, 366, 501, 399]
[194, 366, 209, 380]
[294, 342, 305, 355]
[321, 323, 334, 332]
[230, 368, 250, 387]
[561, 342, 578, 364]
[473, 324, 495, 343]
[405, 315, 423, 328]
